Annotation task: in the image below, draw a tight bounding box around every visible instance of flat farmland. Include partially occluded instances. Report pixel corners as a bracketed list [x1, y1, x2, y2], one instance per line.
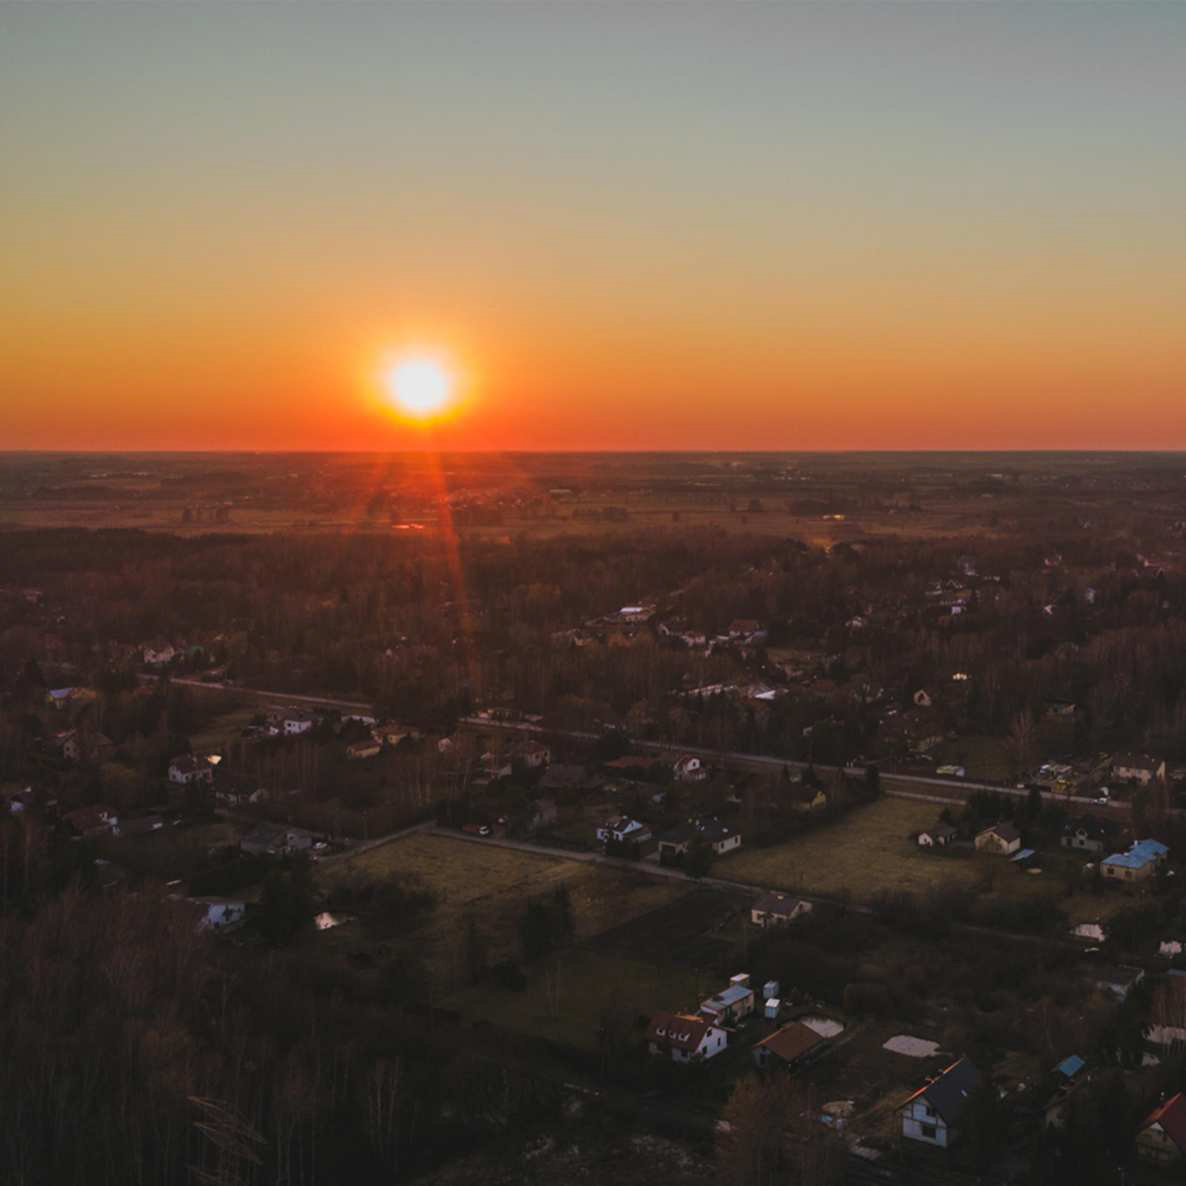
[723, 797, 981, 899]
[318, 831, 691, 981]
[720, 797, 1137, 926]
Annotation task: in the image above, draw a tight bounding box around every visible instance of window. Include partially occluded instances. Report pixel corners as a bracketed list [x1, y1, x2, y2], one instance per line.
[920, 1123, 937, 1140]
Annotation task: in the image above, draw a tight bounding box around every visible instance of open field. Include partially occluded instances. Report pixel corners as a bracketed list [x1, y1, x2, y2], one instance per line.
[318, 832, 692, 981]
[723, 798, 980, 899]
[189, 705, 258, 754]
[719, 797, 1138, 926]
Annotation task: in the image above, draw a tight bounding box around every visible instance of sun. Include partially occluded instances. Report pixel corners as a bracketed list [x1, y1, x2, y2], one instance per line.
[386, 356, 453, 418]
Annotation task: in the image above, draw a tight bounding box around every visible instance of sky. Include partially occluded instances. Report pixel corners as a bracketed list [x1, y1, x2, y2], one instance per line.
[2, 2, 1184, 452]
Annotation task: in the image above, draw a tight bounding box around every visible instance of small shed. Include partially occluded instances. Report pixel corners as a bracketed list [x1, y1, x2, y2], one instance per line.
[765, 998, 781, 1020]
[763, 979, 780, 1000]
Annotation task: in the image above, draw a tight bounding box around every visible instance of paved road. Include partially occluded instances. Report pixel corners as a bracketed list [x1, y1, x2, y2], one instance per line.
[144, 673, 1125, 814]
[459, 716, 1123, 814]
[422, 824, 1103, 954]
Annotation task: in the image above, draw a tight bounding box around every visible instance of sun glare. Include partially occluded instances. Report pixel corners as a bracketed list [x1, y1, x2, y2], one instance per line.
[386, 356, 453, 418]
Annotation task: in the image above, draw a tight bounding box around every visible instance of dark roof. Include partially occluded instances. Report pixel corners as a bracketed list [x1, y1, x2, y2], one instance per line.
[757, 1022, 823, 1065]
[981, 821, 1020, 843]
[904, 1058, 982, 1126]
[1142, 1092, 1186, 1153]
[752, 891, 805, 917]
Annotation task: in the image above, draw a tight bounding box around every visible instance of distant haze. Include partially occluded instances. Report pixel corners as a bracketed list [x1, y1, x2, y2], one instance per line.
[2, 3, 1184, 450]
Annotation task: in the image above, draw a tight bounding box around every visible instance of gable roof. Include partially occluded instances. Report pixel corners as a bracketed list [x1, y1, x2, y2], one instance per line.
[648, 1011, 711, 1053]
[752, 890, 806, 918]
[756, 1021, 823, 1065]
[1055, 1054, 1086, 1079]
[979, 821, 1020, 843]
[1142, 1092, 1186, 1153]
[903, 1057, 982, 1126]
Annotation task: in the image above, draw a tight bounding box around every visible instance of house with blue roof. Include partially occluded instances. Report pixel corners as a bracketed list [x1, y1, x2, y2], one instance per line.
[1102, 838, 1169, 884]
[699, 973, 756, 1024]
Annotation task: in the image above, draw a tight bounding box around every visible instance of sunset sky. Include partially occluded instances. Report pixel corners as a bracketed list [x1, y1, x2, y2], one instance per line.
[3, 3, 1184, 452]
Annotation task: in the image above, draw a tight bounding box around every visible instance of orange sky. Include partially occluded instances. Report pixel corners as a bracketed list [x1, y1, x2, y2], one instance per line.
[3, 4, 1184, 451]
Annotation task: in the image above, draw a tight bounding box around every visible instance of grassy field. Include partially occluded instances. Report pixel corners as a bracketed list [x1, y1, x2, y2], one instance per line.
[318, 832, 692, 982]
[189, 705, 259, 754]
[719, 797, 1135, 926]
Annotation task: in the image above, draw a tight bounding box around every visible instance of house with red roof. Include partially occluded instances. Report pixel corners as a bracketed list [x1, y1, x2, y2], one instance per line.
[1137, 1092, 1186, 1167]
[752, 1021, 825, 1071]
[646, 1012, 728, 1063]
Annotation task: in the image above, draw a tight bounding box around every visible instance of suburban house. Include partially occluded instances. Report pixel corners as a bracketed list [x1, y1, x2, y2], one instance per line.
[240, 825, 315, 857]
[672, 754, 708, 783]
[750, 891, 813, 928]
[595, 815, 651, 847]
[282, 710, 319, 736]
[918, 823, 958, 849]
[1061, 816, 1112, 855]
[62, 804, 119, 839]
[900, 1057, 982, 1149]
[657, 817, 742, 860]
[975, 821, 1022, 856]
[1137, 1092, 1186, 1167]
[142, 643, 177, 666]
[700, 974, 756, 1025]
[727, 619, 765, 642]
[1112, 754, 1167, 786]
[1045, 1056, 1089, 1129]
[190, 898, 247, 931]
[514, 741, 551, 769]
[647, 1012, 728, 1063]
[168, 754, 214, 785]
[752, 1020, 825, 1071]
[1101, 838, 1169, 883]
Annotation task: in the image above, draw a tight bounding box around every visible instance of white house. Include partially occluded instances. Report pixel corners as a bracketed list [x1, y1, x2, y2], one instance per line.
[283, 710, 318, 736]
[974, 821, 1022, 856]
[595, 816, 650, 846]
[918, 824, 958, 848]
[142, 643, 177, 667]
[673, 754, 708, 783]
[647, 1012, 728, 1063]
[750, 891, 813, 928]
[168, 755, 214, 785]
[901, 1058, 982, 1149]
